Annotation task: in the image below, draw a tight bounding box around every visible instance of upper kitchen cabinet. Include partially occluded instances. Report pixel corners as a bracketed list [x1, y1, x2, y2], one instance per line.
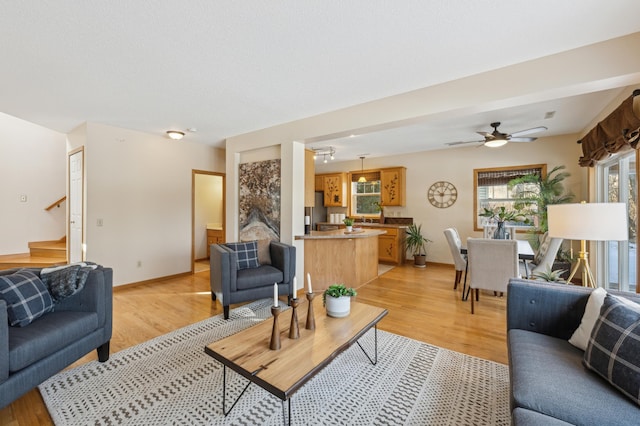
[305, 149, 315, 207]
[380, 167, 406, 206]
[320, 173, 347, 207]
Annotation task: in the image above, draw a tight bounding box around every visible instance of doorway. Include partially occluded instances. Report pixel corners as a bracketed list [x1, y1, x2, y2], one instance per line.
[192, 170, 225, 273]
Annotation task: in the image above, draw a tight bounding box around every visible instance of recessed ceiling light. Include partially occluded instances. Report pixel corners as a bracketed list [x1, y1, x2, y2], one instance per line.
[166, 130, 185, 140]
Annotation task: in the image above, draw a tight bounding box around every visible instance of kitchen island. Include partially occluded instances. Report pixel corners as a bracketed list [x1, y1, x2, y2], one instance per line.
[295, 228, 386, 291]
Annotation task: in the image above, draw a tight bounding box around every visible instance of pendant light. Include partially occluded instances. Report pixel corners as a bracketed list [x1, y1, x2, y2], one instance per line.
[358, 156, 367, 183]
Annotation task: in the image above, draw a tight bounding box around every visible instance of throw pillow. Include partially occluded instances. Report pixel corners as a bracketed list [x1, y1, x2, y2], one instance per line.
[0, 270, 54, 327]
[242, 239, 272, 265]
[583, 294, 640, 406]
[40, 263, 97, 302]
[225, 241, 260, 270]
[568, 287, 607, 350]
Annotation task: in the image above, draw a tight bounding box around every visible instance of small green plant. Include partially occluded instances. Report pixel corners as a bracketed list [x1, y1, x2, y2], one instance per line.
[532, 267, 568, 283]
[323, 284, 357, 306]
[343, 217, 355, 226]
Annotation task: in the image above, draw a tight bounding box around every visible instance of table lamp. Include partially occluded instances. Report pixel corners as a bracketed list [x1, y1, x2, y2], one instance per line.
[547, 202, 627, 287]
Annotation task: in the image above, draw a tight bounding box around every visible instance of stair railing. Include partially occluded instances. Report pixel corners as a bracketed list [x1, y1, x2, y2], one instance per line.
[44, 196, 66, 211]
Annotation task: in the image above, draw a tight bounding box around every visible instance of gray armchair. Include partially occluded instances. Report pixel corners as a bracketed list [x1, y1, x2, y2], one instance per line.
[0, 266, 112, 408]
[210, 241, 296, 319]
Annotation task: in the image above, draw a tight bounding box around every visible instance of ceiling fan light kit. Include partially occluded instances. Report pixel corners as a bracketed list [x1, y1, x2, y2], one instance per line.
[166, 130, 185, 140]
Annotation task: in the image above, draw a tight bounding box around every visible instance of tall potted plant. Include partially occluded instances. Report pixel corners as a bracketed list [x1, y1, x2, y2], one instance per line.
[405, 223, 431, 267]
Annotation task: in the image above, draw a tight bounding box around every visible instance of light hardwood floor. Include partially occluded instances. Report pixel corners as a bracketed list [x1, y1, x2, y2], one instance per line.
[0, 263, 507, 426]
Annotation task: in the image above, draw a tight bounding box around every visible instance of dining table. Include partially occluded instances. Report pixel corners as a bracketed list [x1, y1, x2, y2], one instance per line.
[460, 239, 534, 301]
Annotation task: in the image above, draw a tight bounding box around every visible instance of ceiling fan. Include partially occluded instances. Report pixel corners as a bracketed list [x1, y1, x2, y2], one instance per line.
[447, 122, 548, 148]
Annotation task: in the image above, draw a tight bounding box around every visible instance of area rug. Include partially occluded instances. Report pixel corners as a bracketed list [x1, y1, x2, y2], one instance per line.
[40, 299, 510, 425]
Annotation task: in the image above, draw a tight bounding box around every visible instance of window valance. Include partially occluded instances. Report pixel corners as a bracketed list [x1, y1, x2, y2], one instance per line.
[578, 91, 640, 167]
[351, 171, 381, 182]
[477, 167, 542, 186]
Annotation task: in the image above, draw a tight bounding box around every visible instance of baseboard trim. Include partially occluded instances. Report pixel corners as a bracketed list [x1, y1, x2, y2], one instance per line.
[114, 271, 192, 291]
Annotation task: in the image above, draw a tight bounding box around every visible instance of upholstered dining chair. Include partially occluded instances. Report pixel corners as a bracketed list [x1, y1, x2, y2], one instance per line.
[443, 228, 467, 290]
[483, 224, 516, 239]
[467, 238, 519, 314]
[527, 233, 564, 278]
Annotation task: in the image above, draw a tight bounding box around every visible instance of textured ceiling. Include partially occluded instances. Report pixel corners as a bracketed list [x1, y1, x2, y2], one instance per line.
[2, 1, 640, 160]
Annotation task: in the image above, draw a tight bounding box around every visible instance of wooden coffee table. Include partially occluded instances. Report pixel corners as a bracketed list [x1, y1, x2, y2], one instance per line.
[204, 298, 387, 424]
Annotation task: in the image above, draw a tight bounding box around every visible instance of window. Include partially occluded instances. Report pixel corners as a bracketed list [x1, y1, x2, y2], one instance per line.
[473, 164, 546, 231]
[596, 151, 637, 292]
[351, 180, 381, 215]
[351, 171, 381, 216]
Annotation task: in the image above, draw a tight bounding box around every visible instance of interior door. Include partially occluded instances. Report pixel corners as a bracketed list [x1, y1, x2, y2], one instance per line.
[69, 149, 84, 263]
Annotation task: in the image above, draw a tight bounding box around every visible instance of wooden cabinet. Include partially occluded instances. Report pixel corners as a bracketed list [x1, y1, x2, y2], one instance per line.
[305, 149, 315, 207]
[206, 229, 224, 258]
[314, 175, 324, 192]
[320, 173, 347, 207]
[377, 226, 406, 265]
[380, 167, 406, 206]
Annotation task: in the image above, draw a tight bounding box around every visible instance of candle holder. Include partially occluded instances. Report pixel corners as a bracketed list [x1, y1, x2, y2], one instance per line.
[305, 292, 316, 330]
[270, 306, 282, 350]
[289, 298, 300, 339]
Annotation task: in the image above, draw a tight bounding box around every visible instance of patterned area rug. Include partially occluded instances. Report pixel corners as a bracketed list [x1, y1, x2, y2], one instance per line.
[40, 299, 510, 425]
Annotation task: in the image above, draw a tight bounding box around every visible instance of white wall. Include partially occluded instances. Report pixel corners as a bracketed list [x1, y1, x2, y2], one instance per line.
[316, 134, 584, 265]
[78, 122, 224, 286]
[0, 112, 66, 254]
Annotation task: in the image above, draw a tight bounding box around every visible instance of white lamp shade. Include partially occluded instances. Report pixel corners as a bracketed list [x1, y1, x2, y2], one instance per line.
[548, 203, 628, 241]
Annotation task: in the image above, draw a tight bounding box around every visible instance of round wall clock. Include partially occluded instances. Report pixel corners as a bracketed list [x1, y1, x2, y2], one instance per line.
[428, 181, 458, 208]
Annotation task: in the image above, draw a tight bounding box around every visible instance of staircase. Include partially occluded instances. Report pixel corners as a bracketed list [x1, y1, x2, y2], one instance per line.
[0, 237, 67, 270]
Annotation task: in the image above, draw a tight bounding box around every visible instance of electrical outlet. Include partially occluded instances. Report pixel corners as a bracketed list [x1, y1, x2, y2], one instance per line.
[97, 218, 104, 227]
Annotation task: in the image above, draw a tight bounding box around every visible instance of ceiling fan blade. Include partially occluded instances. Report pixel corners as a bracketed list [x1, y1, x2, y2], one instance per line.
[508, 137, 537, 142]
[510, 126, 547, 137]
[476, 131, 493, 138]
[445, 140, 483, 146]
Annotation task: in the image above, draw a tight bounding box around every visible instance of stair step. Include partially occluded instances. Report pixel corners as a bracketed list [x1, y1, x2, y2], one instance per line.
[0, 253, 67, 271]
[28, 241, 66, 259]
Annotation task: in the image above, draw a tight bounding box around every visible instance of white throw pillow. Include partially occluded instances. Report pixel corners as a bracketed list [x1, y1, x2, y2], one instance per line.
[568, 287, 607, 350]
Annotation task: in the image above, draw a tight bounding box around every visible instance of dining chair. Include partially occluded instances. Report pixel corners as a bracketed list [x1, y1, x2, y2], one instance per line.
[528, 233, 564, 278]
[443, 228, 467, 290]
[483, 224, 516, 239]
[466, 238, 519, 314]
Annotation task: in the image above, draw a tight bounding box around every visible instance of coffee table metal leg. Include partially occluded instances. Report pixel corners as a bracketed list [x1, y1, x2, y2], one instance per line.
[356, 324, 379, 365]
[222, 365, 252, 417]
[280, 398, 292, 425]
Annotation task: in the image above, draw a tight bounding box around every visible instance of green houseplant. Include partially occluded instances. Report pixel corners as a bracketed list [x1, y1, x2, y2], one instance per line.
[323, 284, 357, 317]
[508, 165, 574, 270]
[343, 217, 354, 232]
[405, 223, 431, 267]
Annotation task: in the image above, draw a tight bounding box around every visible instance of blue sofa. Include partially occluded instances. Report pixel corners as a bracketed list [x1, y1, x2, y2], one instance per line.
[0, 266, 113, 408]
[507, 278, 640, 425]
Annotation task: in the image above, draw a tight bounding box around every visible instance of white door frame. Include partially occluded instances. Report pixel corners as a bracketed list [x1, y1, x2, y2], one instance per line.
[68, 147, 84, 263]
[191, 170, 225, 273]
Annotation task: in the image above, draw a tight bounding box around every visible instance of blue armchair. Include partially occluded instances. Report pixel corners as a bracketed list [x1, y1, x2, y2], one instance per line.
[0, 266, 113, 408]
[210, 241, 296, 319]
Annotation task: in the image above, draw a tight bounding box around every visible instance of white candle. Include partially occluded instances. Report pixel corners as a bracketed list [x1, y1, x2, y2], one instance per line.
[307, 273, 313, 293]
[305, 216, 310, 225]
[273, 283, 278, 307]
[293, 276, 297, 295]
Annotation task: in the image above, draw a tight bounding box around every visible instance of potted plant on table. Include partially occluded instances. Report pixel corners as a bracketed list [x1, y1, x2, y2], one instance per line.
[323, 284, 357, 317]
[479, 206, 530, 239]
[343, 217, 354, 232]
[405, 223, 432, 268]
